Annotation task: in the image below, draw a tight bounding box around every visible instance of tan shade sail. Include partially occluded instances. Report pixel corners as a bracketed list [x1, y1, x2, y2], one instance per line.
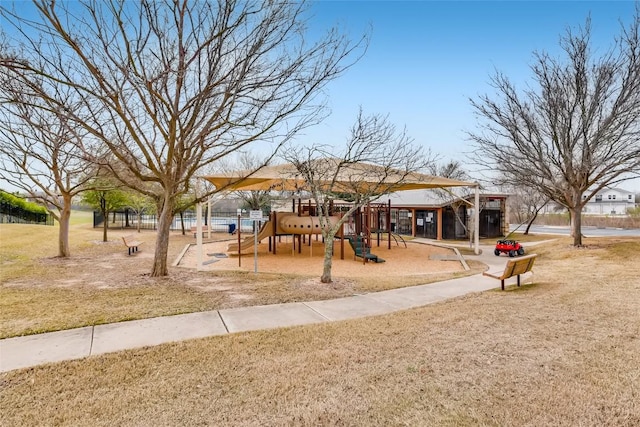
[203, 159, 476, 193]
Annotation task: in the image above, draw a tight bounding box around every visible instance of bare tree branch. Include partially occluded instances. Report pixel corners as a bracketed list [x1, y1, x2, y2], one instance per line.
[468, 9, 640, 245]
[1, 0, 366, 275]
[285, 109, 436, 283]
[0, 75, 96, 257]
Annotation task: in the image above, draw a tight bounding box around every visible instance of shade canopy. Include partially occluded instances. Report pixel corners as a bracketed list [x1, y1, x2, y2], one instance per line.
[197, 159, 482, 263]
[203, 159, 476, 193]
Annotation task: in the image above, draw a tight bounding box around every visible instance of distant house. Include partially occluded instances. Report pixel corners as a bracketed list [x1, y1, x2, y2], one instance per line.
[387, 190, 509, 240]
[541, 187, 636, 216]
[582, 187, 636, 215]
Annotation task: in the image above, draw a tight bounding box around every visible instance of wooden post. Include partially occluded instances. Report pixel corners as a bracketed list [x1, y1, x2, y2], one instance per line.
[272, 212, 277, 254]
[375, 207, 380, 247]
[366, 202, 371, 247]
[411, 208, 416, 237]
[387, 199, 392, 250]
[340, 219, 344, 260]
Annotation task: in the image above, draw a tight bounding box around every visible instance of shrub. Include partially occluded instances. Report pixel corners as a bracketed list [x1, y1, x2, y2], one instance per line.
[0, 190, 48, 215]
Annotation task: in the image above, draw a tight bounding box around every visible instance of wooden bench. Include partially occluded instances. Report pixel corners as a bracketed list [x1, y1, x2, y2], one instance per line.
[190, 226, 206, 238]
[483, 253, 537, 290]
[122, 234, 144, 255]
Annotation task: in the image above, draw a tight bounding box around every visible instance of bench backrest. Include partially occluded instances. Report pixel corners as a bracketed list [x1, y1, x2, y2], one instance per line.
[502, 254, 537, 279]
[122, 234, 135, 243]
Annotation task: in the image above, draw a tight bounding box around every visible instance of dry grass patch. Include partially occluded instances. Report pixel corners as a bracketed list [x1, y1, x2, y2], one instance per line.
[1, 237, 639, 425]
[1, 214, 472, 338]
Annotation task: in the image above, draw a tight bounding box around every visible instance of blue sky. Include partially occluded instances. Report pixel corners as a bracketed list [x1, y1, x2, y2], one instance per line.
[1, 1, 637, 192]
[298, 1, 639, 190]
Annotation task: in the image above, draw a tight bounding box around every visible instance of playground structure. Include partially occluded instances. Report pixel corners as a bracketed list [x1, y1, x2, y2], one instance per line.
[203, 161, 481, 257]
[227, 199, 407, 264]
[226, 212, 341, 253]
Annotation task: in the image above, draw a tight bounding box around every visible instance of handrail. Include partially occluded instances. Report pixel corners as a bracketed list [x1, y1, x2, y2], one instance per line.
[389, 232, 407, 248]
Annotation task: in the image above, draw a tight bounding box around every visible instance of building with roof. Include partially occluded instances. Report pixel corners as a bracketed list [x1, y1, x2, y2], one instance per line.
[387, 190, 509, 240]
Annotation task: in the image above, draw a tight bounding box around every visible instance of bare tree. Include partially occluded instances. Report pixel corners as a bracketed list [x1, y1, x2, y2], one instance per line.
[0, 82, 94, 257]
[0, 0, 365, 276]
[286, 110, 434, 284]
[469, 11, 640, 246]
[504, 184, 549, 235]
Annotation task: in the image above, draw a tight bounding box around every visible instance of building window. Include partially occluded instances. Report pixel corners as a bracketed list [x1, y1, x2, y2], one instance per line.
[613, 195, 616, 200]
[629, 195, 633, 200]
[596, 195, 602, 202]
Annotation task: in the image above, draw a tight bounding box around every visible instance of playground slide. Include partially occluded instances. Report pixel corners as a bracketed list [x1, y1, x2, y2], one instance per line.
[227, 221, 272, 253]
[346, 235, 385, 263]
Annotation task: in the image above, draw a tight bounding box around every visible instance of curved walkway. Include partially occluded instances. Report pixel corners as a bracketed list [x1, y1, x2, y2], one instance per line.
[0, 242, 532, 373]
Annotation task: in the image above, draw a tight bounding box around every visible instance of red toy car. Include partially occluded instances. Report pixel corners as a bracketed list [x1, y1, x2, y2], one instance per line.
[494, 239, 525, 257]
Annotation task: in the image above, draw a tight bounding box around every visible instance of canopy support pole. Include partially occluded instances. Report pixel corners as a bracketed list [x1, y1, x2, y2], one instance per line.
[196, 202, 203, 270]
[474, 184, 480, 255]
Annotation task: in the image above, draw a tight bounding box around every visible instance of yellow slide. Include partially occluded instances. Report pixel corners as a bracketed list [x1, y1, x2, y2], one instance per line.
[226, 221, 272, 253]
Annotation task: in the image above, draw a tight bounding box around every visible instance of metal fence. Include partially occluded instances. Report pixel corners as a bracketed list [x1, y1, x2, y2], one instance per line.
[93, 210, 256, 233]
[0, 202, 53, 225]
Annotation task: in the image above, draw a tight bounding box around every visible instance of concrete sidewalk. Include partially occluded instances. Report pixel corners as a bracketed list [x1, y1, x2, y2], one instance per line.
[0, 243, 529, 373]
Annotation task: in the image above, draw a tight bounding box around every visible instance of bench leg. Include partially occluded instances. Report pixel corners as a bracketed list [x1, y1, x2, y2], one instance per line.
[517, 275, 521, 287]
[501, 279, 505, 291]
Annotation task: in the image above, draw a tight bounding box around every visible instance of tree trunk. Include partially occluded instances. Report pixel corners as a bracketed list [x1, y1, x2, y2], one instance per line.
[151, 195, 173, 277]
[180, 212, 185, 235]
[524, 210, 539, 235]
[570, 206, 583, 246]
[57, 198, 72, 257]
[137, 212, 141, 233]
[321, 234, 335, 283]
[103, 209, 109, 242]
